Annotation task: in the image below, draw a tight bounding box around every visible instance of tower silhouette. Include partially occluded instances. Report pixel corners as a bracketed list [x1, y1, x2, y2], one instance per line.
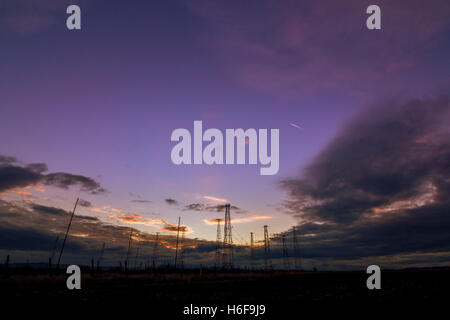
[263, 225, 272, 270]
[222, 204, 233, 269]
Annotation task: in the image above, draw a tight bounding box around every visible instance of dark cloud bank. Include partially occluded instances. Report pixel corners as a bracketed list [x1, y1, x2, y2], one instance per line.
[0, 156, 106, 194]
[279, 94, 450, 268]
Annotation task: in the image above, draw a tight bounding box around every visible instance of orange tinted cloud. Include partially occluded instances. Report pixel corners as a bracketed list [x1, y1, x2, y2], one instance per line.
[108, 213, 194, 234]
[91, 206, 125, 215]
[160, 225, 191, 234]
[25, 184, 46, 193]
[9, 189, 32, 196]
[111, 214, 165, 226]
[116, 214, 146, 224]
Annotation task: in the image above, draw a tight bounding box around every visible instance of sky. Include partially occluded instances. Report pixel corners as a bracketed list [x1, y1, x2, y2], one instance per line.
[0, 0, 449, 269]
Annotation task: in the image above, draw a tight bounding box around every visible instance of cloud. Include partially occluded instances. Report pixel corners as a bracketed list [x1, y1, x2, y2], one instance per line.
[0, 165, 42, 192]
[114, 214, 150, 224]
[107, 212, 193, 234]
[131, 199, 152, 203]
[188, 0, 450, 98]
[289, 123, 303, 130]
[26, 163, 48, 173]
[44, 173, 106, 194]
[91, 206, 125, 215]
[204, 215, 272, 225]
[0, 156, 106, 194]
[185, 203, 204, 211]
[202, 195, 227, 203]
[281, 94, 450, 223]
[184, 203, 242, 213]
[165, 198, 178, 205]
[160, 225, 190, 234]
[0, 155, 18, 165]
[0, 224, 83, 252]
[8, 189, 32, 196]
[31, 204, 68, 216]
[31, 203, 99, 222]
[78, 199, 92, 207]
[279, 94, 450, 262]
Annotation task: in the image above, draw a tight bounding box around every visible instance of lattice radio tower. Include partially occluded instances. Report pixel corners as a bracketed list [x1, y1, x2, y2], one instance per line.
[215, 219, 222, 268]
[263, 225, 272, 270]
[222, 204, 233, 269]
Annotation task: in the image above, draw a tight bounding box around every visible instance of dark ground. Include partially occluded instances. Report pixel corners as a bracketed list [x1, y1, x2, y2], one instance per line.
[1, 268, 448, 318]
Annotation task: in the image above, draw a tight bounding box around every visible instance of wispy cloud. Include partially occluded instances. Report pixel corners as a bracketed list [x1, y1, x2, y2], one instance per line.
[108, 213, 194, 234]
[184, 203, 243, 213]
[188, 0, 450, 98]
[91, 206, 125, 215]
[202, 195, 227, 203]
[289, 122, 303, 130]
[204, 215, 272, 225]
[131, 199, 152, 203]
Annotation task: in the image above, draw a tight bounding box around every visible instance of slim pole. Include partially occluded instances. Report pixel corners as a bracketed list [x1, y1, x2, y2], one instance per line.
[57, 198, 79, 267]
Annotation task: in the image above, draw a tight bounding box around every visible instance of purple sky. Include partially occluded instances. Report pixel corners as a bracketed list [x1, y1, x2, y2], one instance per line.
[1, 0, 449, 267]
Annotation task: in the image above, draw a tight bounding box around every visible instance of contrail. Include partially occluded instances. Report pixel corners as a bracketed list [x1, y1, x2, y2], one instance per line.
[289, 122, 303, 130]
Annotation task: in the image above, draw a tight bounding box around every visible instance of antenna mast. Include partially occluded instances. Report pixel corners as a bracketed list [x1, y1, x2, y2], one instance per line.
[222, 204, 233, 269]
[57, 198, 79, 267]
[263, 225, 272, 271]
